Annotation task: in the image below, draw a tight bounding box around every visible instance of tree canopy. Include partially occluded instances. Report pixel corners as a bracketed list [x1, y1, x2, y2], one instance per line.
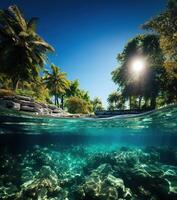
[0, 5, 54, 90]
[142, 0, 177, 79]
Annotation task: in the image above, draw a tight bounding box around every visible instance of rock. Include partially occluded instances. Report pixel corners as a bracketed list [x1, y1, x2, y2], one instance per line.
[52, 108, 63, 113]
[21, 167, 34, 183]
[38, 166, 58, 185]
[48, 104, 58, 110]
[107, 174, 125, 191]
[0, 99, 8, 108]
[38, 102, 48, 108]
[84, 153, 114, 174]
[20, 105, 40, 112]
[18, 166, 60, 200]
[75, 163, 132, 200]
[15, 95, 33, 101]
[13, 99, 43, 109]
[2, 96, 15, 100]
[40, 108, 51, 115]
[6, 101, 20, 110]
[93, 163, 113, 176]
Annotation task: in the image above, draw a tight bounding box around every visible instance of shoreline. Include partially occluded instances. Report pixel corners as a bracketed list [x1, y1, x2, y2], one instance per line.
[0, 94, 95, 118]
[0, 94, 175, 120]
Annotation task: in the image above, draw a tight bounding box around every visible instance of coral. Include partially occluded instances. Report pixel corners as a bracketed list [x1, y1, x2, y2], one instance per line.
[0, 145, 177, 200]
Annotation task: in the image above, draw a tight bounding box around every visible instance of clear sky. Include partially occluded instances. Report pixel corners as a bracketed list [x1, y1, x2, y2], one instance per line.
[0, 0, 166, 107]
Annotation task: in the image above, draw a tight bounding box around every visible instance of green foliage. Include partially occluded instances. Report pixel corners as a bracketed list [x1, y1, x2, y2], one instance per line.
[0, 5, 54, 90]
[66, 96, 93, 114]
[112, 34, 165, 109]
[0, 5, 97, 110]
[142, 0, 177, 103]
[15, 78, 51, 103]
[142, 0, 177, 79]
[65, 79, 93, 111]
[107, 91, 125, 110]
[92, 97, 104, 111]
[66, 80, 80, 97]
[16, 89, 35, 97]
[78, 90, 91, 102]
[44, 64, 70, 106]
[0, 73, 12, 89]
[107, 103, 115, 111]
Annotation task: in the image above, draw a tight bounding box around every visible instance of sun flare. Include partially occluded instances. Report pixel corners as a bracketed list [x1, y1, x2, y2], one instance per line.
[131, 58, 145, 73]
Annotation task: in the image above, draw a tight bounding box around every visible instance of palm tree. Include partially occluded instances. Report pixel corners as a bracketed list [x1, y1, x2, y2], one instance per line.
[66, 79, 80, 97]
[108, 91, 125, 110]
[0, 5, 54, 90]
[79, 90, 90, 102]
[44, 64, 70, 107]
[92, 97, 104, 111]
[112, 34, 164, 109]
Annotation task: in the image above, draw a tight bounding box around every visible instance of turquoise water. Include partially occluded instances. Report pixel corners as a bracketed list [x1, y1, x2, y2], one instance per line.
[0, 105, 177, 199]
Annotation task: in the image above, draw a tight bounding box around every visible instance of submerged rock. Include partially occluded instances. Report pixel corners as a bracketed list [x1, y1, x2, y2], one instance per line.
[17, 166, 61, 199]
[1, 145, 177, 200]
[75, 163, 132, 200]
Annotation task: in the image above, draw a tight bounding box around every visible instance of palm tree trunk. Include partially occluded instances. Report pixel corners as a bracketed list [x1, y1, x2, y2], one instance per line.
[150, 96, 156, 110]
[138, 96, 142, 110]
[54, 95, 57, 105]
[129, 96, 132, 110]
[56, 97, 59, 107]
[12, 78, 19, 91]
[61, 95, 64, 109]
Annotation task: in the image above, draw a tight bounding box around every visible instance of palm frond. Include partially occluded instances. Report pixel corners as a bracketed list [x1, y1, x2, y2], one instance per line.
[8, 5, 27, 31]
[27, 17, 38, 32]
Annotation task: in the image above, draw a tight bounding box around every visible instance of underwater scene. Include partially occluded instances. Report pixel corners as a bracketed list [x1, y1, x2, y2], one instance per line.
[0, 105, 177, 200]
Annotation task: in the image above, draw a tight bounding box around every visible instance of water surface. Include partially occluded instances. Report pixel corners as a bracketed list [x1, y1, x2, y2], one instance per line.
[0, 105, 177, 200]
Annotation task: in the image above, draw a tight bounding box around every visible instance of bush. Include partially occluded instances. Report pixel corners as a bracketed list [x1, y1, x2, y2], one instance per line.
[16, 89, 35, 97]
[66, 96, 93, 114]
[0, 89, 15, 97]
[16, 86, 50, 104]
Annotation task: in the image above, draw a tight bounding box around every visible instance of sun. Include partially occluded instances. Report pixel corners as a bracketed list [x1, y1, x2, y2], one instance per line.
[131, 58, 145, 73]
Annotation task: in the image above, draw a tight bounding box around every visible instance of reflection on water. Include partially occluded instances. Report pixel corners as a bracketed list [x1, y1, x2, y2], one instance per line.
[0, 105, 177, 199]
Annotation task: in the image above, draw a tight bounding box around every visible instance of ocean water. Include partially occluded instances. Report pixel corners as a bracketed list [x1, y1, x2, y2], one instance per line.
[0, 105, 177, 200]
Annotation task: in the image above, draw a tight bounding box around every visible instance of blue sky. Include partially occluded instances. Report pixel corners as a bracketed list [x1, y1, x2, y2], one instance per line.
[0, 0, 166, 107]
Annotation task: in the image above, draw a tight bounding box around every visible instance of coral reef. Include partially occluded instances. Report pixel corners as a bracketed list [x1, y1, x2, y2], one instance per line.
[0, 145, 177, 200]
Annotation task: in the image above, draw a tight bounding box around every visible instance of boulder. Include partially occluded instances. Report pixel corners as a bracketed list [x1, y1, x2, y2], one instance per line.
[2, 96, 15, 100]
[52, 108, 63, 113]
[38, 102, 48, 108]
[18, 166, 60, 200]
[20, 105, 40, 112]
[75, 163, 132, 200]
[20, 101, 42, 108]
[6, 101, 20, 110]
[0, 99, 7, 108]
[15, 95, 33, 101]
[48, 104, 58, 110]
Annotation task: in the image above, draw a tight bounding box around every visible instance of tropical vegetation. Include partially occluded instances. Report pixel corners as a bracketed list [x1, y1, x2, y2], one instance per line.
[0, 1, 176, 114]
[108, 92, 125, 110]
[92, 97, 104, 112]
[0, 5, 94, 114]
[0, 5, 54, 90]
[44, 64, 70, 107]
[109, 0, 177, 110]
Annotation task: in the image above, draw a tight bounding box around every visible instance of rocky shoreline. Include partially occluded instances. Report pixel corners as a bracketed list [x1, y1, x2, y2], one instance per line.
[0, 95, 94, 118]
